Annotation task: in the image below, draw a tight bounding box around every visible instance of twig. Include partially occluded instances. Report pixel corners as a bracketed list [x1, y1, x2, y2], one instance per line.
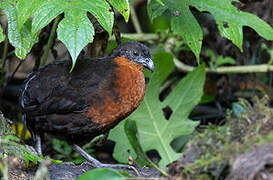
[1, 32, 9, 70]
[113, 17, 121, 44]
[40, 16, 61, 67]
[7, 60, 23, 82]
[110, 33, 159, 41]
[130, 4, 142, 33]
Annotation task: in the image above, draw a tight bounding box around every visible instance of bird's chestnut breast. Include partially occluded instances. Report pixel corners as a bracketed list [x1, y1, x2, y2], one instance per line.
[87, 56, 146, 127]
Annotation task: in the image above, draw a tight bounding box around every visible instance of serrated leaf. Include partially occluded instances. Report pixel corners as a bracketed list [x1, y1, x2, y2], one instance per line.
[218, 22, 243, 52]
[110, 52, 205, 167]
[189, 0, 273, 41]
[163, 0, 203, 63]
[0, 2, 37, 59]
[108, 0, 130, 22]
[109, 120, 137, 164]
[32, 0, 113, 69]
[78, 0, 114, 35]
[151, 0, 273, 62]
[57, 10, 94, 70]
[0, 26, 4, 43]
[163, 65, 205, 139]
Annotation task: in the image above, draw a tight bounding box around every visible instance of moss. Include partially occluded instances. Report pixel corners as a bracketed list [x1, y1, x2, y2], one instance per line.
[178, 96, 273, 179]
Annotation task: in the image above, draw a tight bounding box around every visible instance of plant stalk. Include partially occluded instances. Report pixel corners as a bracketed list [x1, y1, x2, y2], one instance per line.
[1, 34, 9, 70]
[130, 4, 142, 33]
[40, 16, 61, 67]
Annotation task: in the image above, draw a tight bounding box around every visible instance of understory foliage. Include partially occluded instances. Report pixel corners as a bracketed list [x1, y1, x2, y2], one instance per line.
[0, 113, 42, 178]
[0, 0, 272, 68]
[0, 0, 272, 179]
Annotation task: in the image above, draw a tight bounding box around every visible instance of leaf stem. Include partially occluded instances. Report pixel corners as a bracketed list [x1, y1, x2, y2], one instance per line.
[1, 33, 9, 70]
[40, 16, 61, 67]
[148, 159, 169, 177]
[130, 4, 142, 33]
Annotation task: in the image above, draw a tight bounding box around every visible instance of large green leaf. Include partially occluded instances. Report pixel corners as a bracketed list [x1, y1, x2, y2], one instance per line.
[0, 1, 38, 59]
[189, 0, 273, 41]
[110, 52, 206, 167]
[166, 0, 202, 63]
[149, 0, 273, 61]
[1, 0, 122, 67]
[32, 0, 114, 69]
[57, 10, 94, 70]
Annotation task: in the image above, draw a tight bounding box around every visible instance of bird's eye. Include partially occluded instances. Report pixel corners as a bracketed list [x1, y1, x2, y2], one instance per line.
[133, 51, 139, 56]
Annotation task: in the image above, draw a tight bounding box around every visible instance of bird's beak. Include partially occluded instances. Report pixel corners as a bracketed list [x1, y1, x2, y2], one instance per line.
[138, 58, 154, 72]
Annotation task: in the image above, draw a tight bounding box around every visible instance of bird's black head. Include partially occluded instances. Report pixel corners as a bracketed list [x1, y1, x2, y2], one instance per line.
[111, 41, 154, 72]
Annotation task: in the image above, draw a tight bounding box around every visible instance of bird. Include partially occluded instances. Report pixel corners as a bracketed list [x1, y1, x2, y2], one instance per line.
[19, 41, 154, 171]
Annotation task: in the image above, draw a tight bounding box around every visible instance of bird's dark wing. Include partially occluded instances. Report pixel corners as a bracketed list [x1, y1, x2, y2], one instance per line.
[20, 58, 118, 117]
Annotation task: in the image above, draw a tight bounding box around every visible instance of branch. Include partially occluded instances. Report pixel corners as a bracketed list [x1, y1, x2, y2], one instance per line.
[110, 33, 159, 41]
[173, 58, 273, 74]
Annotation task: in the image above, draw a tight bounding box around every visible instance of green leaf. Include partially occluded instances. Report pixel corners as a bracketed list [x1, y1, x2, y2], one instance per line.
[109, 120, 137, 164]
[147, 0, 167, 23]
[1, 134, 42, 165]
[108, 0, 130, 22]
[216, 56, 236, 66]
[218, 22, 243, 52]
[31, 1, 64, 35]
[77, 168, 129, 180]
[78, 0, 114, 35]
[32, 0, 114, 69]
[124, 119, 151, 166]
[16, 0, 42, 31]
[0, 26, 4, 43]
[0, 2, 38, 59]
[162, 0, 203, 63]
[57, 10, 94, 70]
[162, 65, 205, 139]
[156, 0, 164, 6]
[24, 150, 39, 167]
[189, 0, 273, 41]
[151, 0, 273, 62]
[110, 52, 206, 167]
